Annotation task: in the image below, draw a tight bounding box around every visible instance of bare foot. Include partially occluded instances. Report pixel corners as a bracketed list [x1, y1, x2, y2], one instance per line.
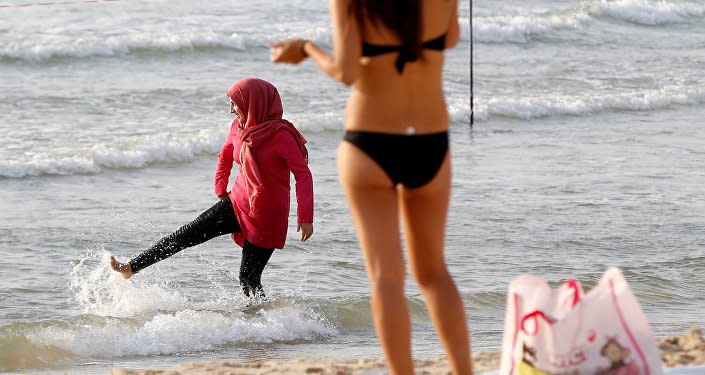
[110, 255, 133, 279]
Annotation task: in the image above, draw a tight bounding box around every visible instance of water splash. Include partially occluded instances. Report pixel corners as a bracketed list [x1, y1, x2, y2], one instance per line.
[69, 248, 190, 317]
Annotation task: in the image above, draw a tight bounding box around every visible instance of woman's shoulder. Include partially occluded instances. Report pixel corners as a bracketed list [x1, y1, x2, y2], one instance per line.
[267, 125, 308, 160]
[268, 127, 300, 148]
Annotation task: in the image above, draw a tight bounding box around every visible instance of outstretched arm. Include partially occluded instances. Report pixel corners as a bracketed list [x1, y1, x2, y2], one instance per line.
[270, 0, 361, 86]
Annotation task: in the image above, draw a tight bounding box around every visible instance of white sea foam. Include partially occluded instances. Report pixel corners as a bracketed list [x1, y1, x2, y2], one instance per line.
[54, 248, 335, 357]
[0, 129, 223, 178]
[0, 31, 247, 62]
[287, 110, 345, 133]
[458, 1, 704, 45]
[0, 116, 340, 179]
[1, 15, 479, 63]
[2, 1, 701, 64]
[442, 84, 705, 122]
[2, 85, 700, 179]
[484, 85, 705, 120]
[9, 1, 694, 64]
[70, 248, 190, 317]
[473, 10, 590, 44]
[25, 306, 334, 357]
[448, 97, 483, 125]
[592, 0, 705, 25]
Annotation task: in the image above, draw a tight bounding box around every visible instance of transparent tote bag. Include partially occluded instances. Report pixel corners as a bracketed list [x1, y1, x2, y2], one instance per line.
[499, 267, 663, 375]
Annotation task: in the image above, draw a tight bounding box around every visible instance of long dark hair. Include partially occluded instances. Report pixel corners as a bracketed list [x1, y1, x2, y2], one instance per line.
[349, 0, 422, 57]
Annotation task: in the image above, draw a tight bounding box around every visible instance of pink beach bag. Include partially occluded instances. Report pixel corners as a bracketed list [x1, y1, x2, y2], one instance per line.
[499, 267, 663, 375]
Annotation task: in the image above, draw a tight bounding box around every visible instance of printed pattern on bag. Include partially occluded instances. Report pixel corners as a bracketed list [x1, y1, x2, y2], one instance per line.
[516, 336, 642, 375]
[597, 337, 640, 375]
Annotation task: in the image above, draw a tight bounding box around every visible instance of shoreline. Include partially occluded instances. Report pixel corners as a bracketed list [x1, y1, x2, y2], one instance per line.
[110, 329, 705, 374]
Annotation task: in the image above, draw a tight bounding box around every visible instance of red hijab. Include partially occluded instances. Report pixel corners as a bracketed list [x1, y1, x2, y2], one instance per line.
[226, 77, 308, 212]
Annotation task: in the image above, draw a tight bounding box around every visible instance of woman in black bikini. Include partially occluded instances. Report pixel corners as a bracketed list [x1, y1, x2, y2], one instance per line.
[270, 1, 470, 374]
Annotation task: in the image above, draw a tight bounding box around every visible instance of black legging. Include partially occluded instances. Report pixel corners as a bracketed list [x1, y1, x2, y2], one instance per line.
[128, 198, 275, 298]
[240, 243, 274, 299]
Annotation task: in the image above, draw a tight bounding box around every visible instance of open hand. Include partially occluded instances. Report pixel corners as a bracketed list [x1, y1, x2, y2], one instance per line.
[270, 39, 308, 64]
[297, 222, 314, 242]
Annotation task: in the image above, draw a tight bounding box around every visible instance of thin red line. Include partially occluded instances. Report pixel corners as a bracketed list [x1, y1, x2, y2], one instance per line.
[0, 0, 119, 8]
[508, 293, 520, 375]
[609, 279, 651, 375]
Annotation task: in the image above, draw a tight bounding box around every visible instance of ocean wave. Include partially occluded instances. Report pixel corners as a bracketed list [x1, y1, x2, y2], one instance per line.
[591, 0, 705, 25]
[439, 83, 704, 122]
[0, 248, 337, 365]
[0, 329, 74, 371]
[0, 30, 249, 62]
[0, 306, 334, 370]
[0, 129, 223, 179]
[0, 13, 488, 63]
[3, 1, 702, 65]
[467, 290, 508, 309]
[470, 10, 590, 44]
[479, 84, 705, 120]
[35, 309, 332, 356]
[0, 113, 335, 179]
[1, 85, 700, 180]
[459, 0, 703, 45]
[448, 97, 475, 125]
[0, 20, 331, 63]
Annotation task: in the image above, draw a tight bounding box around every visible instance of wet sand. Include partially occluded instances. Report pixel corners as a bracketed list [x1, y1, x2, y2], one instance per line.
[109, 328, 705, 374]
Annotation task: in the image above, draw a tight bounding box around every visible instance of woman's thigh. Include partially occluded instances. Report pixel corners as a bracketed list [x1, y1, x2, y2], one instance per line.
[398, 154, 451, 283]
[337, 142, 405, 282]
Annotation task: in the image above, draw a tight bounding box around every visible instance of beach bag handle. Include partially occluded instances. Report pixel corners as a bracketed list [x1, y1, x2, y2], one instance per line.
[519, 279, 581, 336]
[520, 310, 555, 335]
[564, 279, 581, 307]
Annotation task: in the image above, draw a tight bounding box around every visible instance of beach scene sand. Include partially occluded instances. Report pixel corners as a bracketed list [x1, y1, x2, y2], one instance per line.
[1, 0, 704, 374]
[108, 329, 705, 374]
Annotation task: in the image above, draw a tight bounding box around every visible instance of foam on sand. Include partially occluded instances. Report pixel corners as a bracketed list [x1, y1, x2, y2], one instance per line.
[105, 328, 705, 374]
[0, 249, 338, 365]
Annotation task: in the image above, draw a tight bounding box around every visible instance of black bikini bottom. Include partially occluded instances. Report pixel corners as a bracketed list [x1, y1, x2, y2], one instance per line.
[343, 130, 448, 188]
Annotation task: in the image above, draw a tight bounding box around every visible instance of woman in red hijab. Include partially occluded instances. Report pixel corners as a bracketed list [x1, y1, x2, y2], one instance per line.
[110, 77, 314, 300]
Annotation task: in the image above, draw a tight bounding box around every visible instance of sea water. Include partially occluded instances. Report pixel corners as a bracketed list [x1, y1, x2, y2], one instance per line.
[1, 0, 704, 373]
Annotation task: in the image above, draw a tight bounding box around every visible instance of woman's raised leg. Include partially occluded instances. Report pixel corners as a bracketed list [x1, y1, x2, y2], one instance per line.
[111, 198, 240, 278]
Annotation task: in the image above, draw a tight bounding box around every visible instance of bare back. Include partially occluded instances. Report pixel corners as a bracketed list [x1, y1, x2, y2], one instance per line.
[345, 0, 460, 134]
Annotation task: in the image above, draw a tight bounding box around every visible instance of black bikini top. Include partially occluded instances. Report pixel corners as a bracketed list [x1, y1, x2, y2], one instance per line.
[361, 33, 447, 74]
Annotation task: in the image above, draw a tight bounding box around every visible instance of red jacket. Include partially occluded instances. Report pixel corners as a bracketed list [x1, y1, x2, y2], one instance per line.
[214, 120, 313, 249]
